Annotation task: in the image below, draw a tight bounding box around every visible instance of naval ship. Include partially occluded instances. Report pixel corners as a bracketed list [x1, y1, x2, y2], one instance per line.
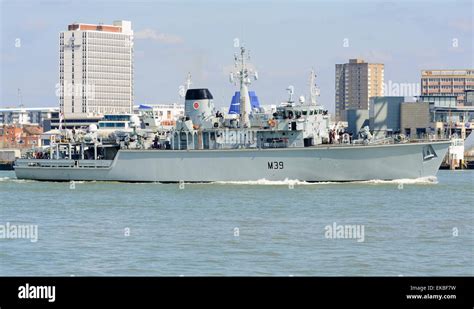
[14, 46, 450, 182]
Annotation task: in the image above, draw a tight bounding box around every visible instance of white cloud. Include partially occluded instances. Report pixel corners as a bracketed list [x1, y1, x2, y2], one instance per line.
[134, 29, 183, 44]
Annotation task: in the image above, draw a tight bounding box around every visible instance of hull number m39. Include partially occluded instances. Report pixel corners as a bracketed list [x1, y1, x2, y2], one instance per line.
[268, 161, 284, 169]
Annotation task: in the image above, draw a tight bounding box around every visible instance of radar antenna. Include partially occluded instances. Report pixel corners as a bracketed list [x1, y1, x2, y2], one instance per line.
[230, 42, 258, 128]
[179, 72, 192, 98]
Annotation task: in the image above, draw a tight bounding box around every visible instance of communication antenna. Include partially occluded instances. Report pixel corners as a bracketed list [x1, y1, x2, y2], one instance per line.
[18, 88, 23, 108]
[178, 72, 192, 98]
[287, 85, 295, 103]
[309, 68, 320, 104]
[185, 72, 192, 90]
[231, 44, 258, 88]
[230, 40, 258, 127]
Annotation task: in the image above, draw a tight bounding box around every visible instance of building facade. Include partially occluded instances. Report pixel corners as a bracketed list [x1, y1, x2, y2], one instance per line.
[420, 69, 474, 106]
[369, 96, 403, 138]
[346, 109, 369, 136]
[335, 59, 384, 121]
[0, 107, 58, 126]
[46, 112, 102, 131]
[0, 125, 43, 149]
[419, 95, 456, 108]
[400, 102, 431, 139]
[60, 20, 133, 118]
[465, 90, 474, 106]
[400, 98, 474, 139]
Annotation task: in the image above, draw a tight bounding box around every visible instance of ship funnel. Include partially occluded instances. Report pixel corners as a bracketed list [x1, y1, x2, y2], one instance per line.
[184, 88, 214, 127]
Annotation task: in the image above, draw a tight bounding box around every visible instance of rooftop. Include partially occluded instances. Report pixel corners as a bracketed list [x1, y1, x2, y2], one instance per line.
[0, 107, 58, 112]
[66, 20, 132, 34]
[421, 69, 474, 76]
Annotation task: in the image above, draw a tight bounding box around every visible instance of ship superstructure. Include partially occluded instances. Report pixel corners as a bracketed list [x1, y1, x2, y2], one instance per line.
[14, 45, 450, 182]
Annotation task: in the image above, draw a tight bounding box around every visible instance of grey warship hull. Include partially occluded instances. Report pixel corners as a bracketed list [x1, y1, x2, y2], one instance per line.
[14, 141, 450, 182]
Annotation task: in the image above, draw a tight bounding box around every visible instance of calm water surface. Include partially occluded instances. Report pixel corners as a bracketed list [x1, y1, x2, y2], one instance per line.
[0, 170, 472, 276]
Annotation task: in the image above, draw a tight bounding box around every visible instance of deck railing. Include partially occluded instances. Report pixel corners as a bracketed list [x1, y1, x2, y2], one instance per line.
[15, 159, 112, 169]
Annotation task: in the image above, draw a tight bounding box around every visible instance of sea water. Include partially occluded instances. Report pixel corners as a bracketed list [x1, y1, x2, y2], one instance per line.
[0, 170, 472, 276]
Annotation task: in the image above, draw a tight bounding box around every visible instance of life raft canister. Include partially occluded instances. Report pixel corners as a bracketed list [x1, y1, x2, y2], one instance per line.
[268, 119, 276, 127]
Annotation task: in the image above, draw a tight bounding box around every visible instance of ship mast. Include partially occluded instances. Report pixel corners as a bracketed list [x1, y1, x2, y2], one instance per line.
[230, 45, 258, 128]
[185, 72, 192, 91]
[179, 72, 192, 99]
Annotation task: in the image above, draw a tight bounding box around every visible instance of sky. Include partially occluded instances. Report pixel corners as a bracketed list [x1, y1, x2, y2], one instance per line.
[0, 0, 473, 113]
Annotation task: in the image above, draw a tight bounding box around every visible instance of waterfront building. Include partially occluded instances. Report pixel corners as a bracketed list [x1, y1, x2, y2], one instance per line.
[335, 59, 384, 121]
[0, 107, 58, 126]
[420, 69, 474, 106]
[0, 125, 43, 149]
[59, 20, 133, 117]
[400, 101, 431, 139]
[369, 96, 404, 138]
[345, 109, 369, 136]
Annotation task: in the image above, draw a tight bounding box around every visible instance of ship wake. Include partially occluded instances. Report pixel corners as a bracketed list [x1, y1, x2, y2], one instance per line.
[0, 176, 37, 183]
[213, 176, 438, 186]
[355, 176, 438, 185]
